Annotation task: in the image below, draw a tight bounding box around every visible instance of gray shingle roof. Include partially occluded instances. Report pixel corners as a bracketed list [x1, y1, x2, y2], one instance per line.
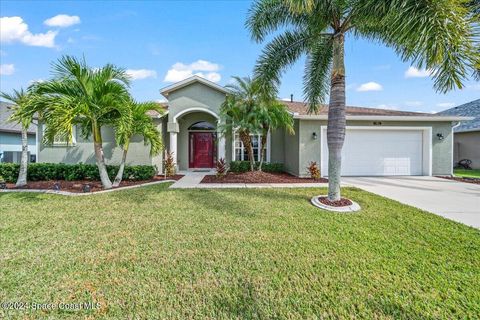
[0, 101, 36, 134]
[437, 99, 480, 133]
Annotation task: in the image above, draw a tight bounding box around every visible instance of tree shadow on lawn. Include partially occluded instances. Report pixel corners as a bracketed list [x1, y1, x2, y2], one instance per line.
[0, 191, 48, 203]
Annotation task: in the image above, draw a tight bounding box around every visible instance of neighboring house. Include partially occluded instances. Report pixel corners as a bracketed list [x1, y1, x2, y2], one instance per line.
[37, 76, 471, 177]
[437, 99, 480, 169]
[0, 102, 37, 163]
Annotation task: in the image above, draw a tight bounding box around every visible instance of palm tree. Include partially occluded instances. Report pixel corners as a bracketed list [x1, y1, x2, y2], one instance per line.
[256, 100, 294, 171]
[112, 99, 164, 187]
[33, 55, 131, 189]
[0, 89, 36, 187]
[247, 0, 478, 201]
[220, 76, 263, 171]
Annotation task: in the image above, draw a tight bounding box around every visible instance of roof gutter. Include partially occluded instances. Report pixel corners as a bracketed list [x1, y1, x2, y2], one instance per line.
[293, 115, 474, 121]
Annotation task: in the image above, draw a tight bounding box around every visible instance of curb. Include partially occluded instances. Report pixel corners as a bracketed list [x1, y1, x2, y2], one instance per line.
[310, 195, 361, 212]
[0, 180, 176, 197]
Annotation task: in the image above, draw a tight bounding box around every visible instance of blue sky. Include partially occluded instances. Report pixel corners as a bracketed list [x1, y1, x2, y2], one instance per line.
[1, 0, 478, 113]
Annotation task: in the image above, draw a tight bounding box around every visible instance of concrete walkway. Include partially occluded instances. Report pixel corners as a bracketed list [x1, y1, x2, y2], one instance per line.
[169, 171, 329, 189]
[343, 176, 480, 229]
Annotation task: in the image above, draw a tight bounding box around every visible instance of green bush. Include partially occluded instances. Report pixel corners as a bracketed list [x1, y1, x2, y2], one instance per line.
[0, 163, 19, 183]
[229, 161, 284, 173]
[0, 163, 157, 183]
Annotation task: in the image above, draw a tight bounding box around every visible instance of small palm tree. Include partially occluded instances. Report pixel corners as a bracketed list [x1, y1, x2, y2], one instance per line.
[256, 100, 294, 171]
[0, 89, 36, 187]
[113, 99, 164, 187]
[220, 76, 263, 171]
[33, 55, 131, 189]
[247, 0, 478, 201]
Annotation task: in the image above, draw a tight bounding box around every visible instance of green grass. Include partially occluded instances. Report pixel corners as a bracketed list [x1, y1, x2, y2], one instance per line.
[454, 169, 480, 178]
[1, 184, 479, 319]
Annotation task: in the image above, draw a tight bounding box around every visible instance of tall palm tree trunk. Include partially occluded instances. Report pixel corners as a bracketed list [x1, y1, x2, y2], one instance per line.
[257, 129, 268, 171]
[93, 124, 113, 189]
[239, 130, 255, 171]
[327, 33, 346, 201]
[113, 140, 129, 187]
[15, 128, 28, 187]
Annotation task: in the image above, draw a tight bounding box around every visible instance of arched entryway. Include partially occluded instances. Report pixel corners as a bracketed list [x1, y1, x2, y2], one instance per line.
[188, 121, 217, 168]
[169, 109, 225, 171]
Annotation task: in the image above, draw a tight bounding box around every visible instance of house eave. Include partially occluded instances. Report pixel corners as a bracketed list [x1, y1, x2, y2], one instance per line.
[160, 75, 230, 97]
[293, 115, 475, 122]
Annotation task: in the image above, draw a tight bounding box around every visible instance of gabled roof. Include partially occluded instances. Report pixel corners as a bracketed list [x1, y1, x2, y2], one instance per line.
[160, 75, 230, 97]
[0, 101, 36, 134]
[437, 99, 480, 133]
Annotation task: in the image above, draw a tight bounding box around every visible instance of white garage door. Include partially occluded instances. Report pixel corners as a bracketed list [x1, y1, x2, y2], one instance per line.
[321, 129, 424, 176]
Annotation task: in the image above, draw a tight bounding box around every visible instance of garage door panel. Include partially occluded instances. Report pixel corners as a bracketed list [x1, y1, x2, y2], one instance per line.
[322, 129, 424, 176]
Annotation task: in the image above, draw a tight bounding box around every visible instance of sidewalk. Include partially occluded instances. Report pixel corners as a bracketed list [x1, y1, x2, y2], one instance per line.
[169, 171, 329, 189]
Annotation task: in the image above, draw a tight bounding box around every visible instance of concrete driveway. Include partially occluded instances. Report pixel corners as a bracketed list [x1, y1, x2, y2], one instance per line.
[342, 176, 480, 229]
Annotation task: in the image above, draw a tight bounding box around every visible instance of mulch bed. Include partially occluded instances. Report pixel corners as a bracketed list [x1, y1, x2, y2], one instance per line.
[4, 175, 184, 193]
[436, 176, 480, 185]
[201, 171, 328, 184]
[317, 196, 353, 207]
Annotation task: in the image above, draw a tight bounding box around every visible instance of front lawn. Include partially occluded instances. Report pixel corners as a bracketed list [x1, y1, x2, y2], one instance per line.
[1, 185, 479, 318]
[454, 169, 480, 178]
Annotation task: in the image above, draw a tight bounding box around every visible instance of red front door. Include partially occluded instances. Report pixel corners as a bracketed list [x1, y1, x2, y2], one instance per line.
[190, 132, 214, 168]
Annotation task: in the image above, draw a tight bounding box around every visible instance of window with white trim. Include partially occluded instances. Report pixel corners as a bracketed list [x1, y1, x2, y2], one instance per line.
[43, 124, 77, 146]
[234, 133, 265, 161]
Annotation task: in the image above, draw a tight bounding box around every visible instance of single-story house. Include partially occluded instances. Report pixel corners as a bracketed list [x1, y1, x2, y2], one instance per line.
[0, 102, 37, 163]
[37, 76, 471, 177]
[437, 99, 480, 169]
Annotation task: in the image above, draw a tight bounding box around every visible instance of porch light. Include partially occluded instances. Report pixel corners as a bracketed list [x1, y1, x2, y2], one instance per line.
[312, 132, 318, 140]
[436, 133, 444, 140]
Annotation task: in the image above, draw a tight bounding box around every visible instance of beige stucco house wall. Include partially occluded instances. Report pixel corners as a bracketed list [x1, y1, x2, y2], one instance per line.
[37, 76, 470, 177]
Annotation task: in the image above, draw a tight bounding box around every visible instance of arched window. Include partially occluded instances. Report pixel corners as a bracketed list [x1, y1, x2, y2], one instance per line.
[188, 121, 215, 131]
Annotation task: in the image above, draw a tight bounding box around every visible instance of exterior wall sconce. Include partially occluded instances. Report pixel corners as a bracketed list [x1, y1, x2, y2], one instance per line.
[436, 133, 444, 140]
[312, 132, 318, 140]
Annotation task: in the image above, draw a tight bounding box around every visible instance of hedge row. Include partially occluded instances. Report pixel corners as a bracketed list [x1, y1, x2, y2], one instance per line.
[229, 161, 284, 173]
[0, 163, 156, 183]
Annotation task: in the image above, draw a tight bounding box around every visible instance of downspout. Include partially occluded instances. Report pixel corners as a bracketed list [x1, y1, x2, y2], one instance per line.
[450, 122, 461, 176]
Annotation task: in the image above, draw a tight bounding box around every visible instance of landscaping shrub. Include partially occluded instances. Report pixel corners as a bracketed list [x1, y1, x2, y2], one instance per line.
[0, 163, 19, 183]
[307, 161, 321, 180]
[164, 151, 176, 177]
[229, 161, 284, 173]
[0, 163, 156, 183]
[216, 158, 227, 177]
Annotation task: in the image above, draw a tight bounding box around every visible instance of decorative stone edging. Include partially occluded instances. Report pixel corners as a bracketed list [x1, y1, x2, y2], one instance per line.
[0, 180, 176, 197]
[310, 195, 361, 212]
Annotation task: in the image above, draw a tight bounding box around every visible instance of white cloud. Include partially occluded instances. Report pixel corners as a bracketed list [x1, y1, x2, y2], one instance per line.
[0, 16, 57, 47]
[0, 64, 15, 75]
[436, 102, 455, 108]
[405, 101, 423, 107]
[44, 14, 80, 28]
[164, 60, 221, 83]
[357, 82, 383, 92]
[126, 69, 157, 80]
[405, 66, 432, 78]
[28, 79, 45, 85]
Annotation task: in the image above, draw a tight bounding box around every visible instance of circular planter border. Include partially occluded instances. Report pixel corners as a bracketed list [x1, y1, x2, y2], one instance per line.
[311, 195, 361, 213]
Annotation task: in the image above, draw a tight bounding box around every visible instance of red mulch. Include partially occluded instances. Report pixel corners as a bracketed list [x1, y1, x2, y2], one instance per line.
[436, 176, 480, 185]
[201, 171, 328, 184]
[4, 175, 184, 193]
[317, 196, 353, 207]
